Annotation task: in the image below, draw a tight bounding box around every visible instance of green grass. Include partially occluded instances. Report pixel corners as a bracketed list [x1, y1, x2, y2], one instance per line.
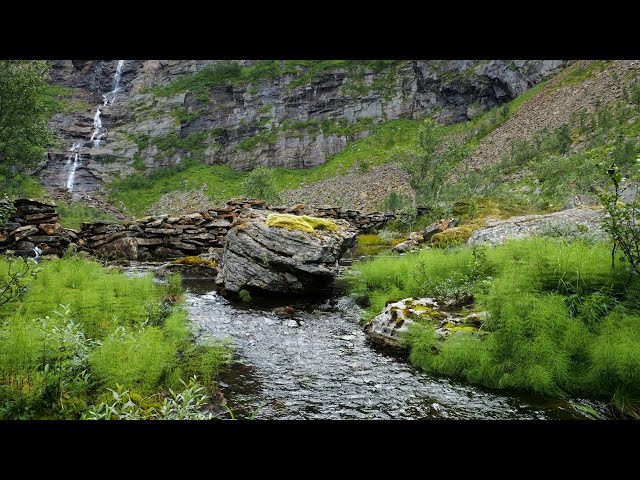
[108, 161, 246, 216]
[348, 237, 640, 416]
[0, 257, 231, 419]
[57, 201, 117, 230]
[0, 174, 45, 199]
[40, 83, 91, 116]
[550, 60, 613, 92]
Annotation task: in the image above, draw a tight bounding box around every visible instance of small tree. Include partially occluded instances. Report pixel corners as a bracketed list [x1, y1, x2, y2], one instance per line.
[379, 191, 410, 213]
[394, 119, 470, 208]
[0, 60, 55, 189]
[596, 161, 640, 275]
[241, 165, 281, 204]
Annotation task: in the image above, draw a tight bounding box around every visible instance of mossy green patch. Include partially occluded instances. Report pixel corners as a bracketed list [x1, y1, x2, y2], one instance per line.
[172, 256, 217, 268]
[429, 226, 473, 248]
[265, 213, 338, 234]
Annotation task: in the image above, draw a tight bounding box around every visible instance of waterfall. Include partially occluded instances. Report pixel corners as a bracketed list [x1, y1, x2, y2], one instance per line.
[89, 107, 102, 148]
[64, 60, 125, 192]
[66, 153, 81, 191]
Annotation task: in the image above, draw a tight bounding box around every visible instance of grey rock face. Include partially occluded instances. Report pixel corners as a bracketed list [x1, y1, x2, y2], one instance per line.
[41, 60, 569, 193]
[217, 211, 356, 296]
[467, 207, 606, 245]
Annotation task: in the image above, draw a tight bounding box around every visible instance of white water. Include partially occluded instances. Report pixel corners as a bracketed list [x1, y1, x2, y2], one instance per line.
[89, 107, 103, 148]
[66, 153, 80, 191]
[64, 60, 125, 192]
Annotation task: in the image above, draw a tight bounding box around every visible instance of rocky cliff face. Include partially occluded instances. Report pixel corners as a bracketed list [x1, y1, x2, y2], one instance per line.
[39, 60, 569, 193]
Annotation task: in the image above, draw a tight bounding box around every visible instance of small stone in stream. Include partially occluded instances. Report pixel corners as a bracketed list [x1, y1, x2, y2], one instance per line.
[285, 319, 299, 328]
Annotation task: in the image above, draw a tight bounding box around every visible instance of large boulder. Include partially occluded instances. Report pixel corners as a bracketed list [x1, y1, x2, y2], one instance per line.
[467, 207, 605, 245]
[217, 211, 356, 296]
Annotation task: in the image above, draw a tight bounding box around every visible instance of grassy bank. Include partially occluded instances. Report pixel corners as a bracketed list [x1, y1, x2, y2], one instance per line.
[347, 237, 640, 417]
[0, 256, 231, 419]
[57, 201, 117, 230]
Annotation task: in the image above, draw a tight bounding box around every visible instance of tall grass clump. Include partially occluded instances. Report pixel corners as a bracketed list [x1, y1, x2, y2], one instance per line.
[0, 257, 231, 419]
[349, 237, 640, 415]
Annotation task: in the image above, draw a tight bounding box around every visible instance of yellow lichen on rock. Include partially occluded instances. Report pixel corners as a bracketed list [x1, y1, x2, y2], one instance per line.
[172, 256, 217, 268]
[266, 213, 338, 234]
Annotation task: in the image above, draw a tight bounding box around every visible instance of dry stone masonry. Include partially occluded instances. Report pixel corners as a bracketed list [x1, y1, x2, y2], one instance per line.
[0, 198, 398, 260]
[0, 199, 78, 255]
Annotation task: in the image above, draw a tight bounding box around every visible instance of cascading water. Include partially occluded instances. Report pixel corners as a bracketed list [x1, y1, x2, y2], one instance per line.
[64, 60, 125, 192]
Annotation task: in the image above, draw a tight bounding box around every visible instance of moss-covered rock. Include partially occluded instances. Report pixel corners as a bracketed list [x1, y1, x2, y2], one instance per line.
[429, 226, 473, 248]
[365, 297, 485, 351]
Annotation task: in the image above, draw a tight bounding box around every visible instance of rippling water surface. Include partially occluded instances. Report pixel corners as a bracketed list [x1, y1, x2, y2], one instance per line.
[182, 277, 602, 420]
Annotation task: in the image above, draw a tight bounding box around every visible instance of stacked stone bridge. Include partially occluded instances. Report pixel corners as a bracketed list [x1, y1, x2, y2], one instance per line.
[0, 198, 400, 260]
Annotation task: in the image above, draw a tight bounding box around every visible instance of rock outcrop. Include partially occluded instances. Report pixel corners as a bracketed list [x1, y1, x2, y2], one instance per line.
[365, 298, 483, 351]
[467, 207, 606, 245]
[217, 210, 356, 296]
[40, 60, 569, 193]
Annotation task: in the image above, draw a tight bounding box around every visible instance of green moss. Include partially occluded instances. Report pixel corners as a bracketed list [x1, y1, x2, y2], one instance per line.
[172, 256, 217, 268]
[266, 213, 338, 234]
[429, 226, 473, 248]
[449, 325, 477, 333]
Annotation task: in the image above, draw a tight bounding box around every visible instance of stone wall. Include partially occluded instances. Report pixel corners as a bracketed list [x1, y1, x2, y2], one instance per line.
[0, 199, 78, 255]
[0, 198, 398, 260]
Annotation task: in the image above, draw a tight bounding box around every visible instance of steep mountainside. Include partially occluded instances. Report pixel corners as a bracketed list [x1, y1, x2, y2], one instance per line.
[281, 60, 640, 211]
[38, 60, 568, 194]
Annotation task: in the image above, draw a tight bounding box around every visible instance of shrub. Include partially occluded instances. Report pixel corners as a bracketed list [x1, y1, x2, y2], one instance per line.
[241, 165, 281, 203]
[596, 162, 640, 275]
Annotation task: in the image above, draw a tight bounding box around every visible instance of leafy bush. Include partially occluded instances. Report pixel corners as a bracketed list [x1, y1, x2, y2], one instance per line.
[242, 165, 281, 204]
[84, 376, 214, 420]
[596, 162, 640, 275]
[379, 191, 411, 213]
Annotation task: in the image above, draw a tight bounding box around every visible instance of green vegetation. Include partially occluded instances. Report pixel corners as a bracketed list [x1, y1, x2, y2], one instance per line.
[150, 60, 405, 101]
[0, 61, 56, 193]
[550, 60, 613, 92]
[266, 213, 337, 234]
[40, 83, 91, 115]
[57, 201, 117, 230]
[0, 257, 231, 419]
[108, 119, 421, 216]
[355, 231, 404, 256]
[348, 237, 640, 416]
[108, 161, 246, 216]
[597, 162, 640, 275]
[173, 256, 217, 268]
[393, 118, 471, 207]
[238, 289, 252, 303]
[242, 165, 281, 203]
[442, 93, 640, 215]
